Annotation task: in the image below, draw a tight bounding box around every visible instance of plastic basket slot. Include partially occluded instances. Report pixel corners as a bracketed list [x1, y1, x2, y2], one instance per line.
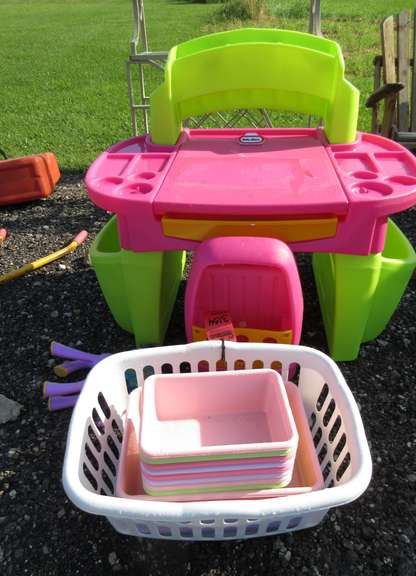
[161, 363, 173, 374]
[318, 443, 328, 465]
[245, 524, 259, 536]
[100, 488, 109, 496]
[124, 369, 138, 392]
[266, 521, 281, 533]
[328, 415, 342, 443]
[289, 363, 301, 385]
[234, 359, 246, 370]
[201, 527, 216, 538]
[87, 425, 102, 452]
[136, 523, 152, 536]
[103, 451, 117, 477]
[111, 419, 123, 444]
[224, 526, 238, 538]
[313, 427, 323, 448]
[323, 399, 336, 427]
[322, 460, 332, 482]
[320, 450, 332, 475]
[336, 452, 351, 481]
[197, 360, 210, 372]
[97, 392, 111, 419]
[143, 365, 155, 380]
[286, 516, 302, 530]
[179, 527, 194, 538]
[180, 361, 191, 373]
[309, 411, 317, 431]
[200, 519, 215, 525]
[101, 469, 114, 494]
[316, 383, 329, 411]
[92, 408, 105, 435]
[333, 433, 347, 463]
[252, 360, 264, 369]
[157, 526, 172, 537]
[106, 435, 120, 460]
[270, 360, 282, 374]
[82, 462, 98, 491]
[84, 443, 99, 471]
[216, 359, 227, 371]
[327, 478, 335, 488]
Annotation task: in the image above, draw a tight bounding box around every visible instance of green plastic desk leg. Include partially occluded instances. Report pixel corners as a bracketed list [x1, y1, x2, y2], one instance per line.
[91, 217, 185, 347]
[312, 251, 381, 361]
[313, 220, 416, 361]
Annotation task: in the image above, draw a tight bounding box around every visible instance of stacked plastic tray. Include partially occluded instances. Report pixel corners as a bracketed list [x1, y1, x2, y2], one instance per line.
[139, 370, 299, 497]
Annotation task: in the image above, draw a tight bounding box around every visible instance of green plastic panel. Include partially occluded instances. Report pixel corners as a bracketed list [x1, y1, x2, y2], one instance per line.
[150, 28, 359, 145]
[90, 217, 185, 347]
[313, 220, 416, 360]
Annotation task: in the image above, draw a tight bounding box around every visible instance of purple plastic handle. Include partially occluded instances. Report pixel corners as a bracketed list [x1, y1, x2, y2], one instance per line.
[48, 394, 79, 411]
[50, 341, 109, 364]
[54, 359, 92, 377]
[43, 380, 85, 399]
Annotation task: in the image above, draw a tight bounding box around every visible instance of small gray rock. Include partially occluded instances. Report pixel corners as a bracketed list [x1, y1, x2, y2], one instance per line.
[108, 552, 118, 566]
[0, 394, 23, 424]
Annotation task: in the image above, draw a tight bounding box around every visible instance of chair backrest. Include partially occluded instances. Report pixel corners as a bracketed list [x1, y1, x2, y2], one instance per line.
[381, 10, 416, 132]
[150, 28, 359, 145]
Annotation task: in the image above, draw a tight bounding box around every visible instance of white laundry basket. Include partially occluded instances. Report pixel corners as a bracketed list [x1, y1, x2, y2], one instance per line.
[62, 341, 372, 541]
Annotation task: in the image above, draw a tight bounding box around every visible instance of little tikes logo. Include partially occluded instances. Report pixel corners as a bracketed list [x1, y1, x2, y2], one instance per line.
[239, 132, 264, 145]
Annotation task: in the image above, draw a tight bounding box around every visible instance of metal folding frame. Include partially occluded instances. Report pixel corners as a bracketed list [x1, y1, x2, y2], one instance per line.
[126, 0, 322, 135]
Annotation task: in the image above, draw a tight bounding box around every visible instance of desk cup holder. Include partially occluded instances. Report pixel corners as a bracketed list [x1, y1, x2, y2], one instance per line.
[116, 181, 154, 196]
[351, 171, 378, 180]
[387, 175, 416, 187]
[94, 177, 124, 194]
[138, 172, 157, 180]
[352, 181, 393, 197]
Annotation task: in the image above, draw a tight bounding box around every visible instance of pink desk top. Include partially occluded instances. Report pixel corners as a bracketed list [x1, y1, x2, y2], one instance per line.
[86, 128, 416, 255]
[154, 132, 348, 218]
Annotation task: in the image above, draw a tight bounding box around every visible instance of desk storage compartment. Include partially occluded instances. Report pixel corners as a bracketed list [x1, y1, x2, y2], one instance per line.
[90, 216, 185, 346]
[313, 219, 416, 360]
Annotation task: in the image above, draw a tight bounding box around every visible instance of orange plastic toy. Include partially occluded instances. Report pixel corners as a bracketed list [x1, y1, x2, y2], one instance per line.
[0, 152, 60, 205]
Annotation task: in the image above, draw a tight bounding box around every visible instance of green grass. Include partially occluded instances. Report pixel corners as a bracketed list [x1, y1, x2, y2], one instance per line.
[0, 0, 414, 170]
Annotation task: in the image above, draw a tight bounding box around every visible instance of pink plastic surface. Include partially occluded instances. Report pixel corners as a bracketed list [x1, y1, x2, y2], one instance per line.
[139, 369, 298, 462]
[141, 455, 295, 474]
[141, 460, 295, 482]
[86, 129, 416, 255]
[184, 236, 303, 344]
[115, 383, 323, 502]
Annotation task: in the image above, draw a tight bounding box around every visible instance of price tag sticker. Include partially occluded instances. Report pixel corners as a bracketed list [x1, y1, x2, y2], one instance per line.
[204, 311, 237, 341]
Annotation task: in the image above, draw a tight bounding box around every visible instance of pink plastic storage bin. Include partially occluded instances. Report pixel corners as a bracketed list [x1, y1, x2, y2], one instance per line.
[139, 369, 298, 465]
[117, 381, 323, 502]
[185, 236, 303, 345]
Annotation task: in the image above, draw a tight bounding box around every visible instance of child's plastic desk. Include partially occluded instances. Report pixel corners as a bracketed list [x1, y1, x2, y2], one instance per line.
[86, 127, 416, 358]
[87, 128, 416, 257]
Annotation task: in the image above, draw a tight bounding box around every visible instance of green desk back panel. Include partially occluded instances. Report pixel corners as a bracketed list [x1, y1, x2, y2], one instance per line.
[312, 220, 416, 361]
[91, 217, 185, 347]
[150, 28, 359, 145]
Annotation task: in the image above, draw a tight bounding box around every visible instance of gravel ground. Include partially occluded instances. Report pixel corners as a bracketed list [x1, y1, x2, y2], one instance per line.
[0, 173, 415, 576]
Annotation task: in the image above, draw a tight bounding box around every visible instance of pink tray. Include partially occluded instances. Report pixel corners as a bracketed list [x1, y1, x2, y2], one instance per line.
[139, 369, 298, 463]
[86, 128, 416, 256]
[115, 382, 323, 502]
